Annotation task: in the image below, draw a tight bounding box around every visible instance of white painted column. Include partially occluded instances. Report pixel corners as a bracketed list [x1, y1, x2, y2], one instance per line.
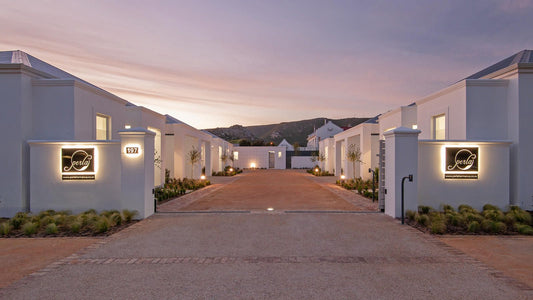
[383, 127, 420, 219]
[119, 128, 155, 219]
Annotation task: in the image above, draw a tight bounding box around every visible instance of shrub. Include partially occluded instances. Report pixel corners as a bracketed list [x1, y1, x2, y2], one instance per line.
[416, 214, 430, 226]
[441, 204, 455, 213]
[122, 210, 137, 223]
[22, 222, 38, 236]
[458, 204, 477, 214]
[515, 224, 533, 235]
[0, 222, 11, 236]
[463, 212, 483, 224]
[483, 204, 501, 212]
[446, 212, 465, 228]
[467, 221, 481, 233]
[10, 212, 29, 230]
[45, 223, 58, 235]
[430, 220, 447, 234]
[95, 217, 110, 233]
[481, 220, 507, 234]
[405, 210, 417, 222]
[70, 221, 82, 233]
[110, 212, 122, 226]
[83, 209, 98, 215]
[418, 206, 432, 215]
[483, 209, 505, 222]
[506, 206, 532, 225]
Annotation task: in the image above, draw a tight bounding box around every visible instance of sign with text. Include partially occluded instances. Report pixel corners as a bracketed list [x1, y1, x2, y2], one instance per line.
[444, 146, 478, 179]
[124, 144, 142, 158]
[61, 147, 95, 180]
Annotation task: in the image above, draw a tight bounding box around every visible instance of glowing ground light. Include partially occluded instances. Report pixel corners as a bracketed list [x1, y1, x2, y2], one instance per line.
[251, 163, 256, 168]
[267, 207, 274, 211]
[340, 175, 346, 180]
[200, 175, 206, 180]
[314, 168, 319, 173]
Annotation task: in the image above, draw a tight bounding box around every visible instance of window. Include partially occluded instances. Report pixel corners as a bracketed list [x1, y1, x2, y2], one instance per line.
[433, 114, 445, 140]
[233, 151, 239, 160]
[96, 114, 110, 140]
[278, 151, 282, 158]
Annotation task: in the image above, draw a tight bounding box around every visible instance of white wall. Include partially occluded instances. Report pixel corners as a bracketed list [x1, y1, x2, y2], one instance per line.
[29, 141, 123, 214]
[233, 146, 286, 169]
[0, 69, 34, 216]
[333, 123, 379, 180]
[417, 83, 466, 140]
[418, 141, 511, 211]
[291, 156, 315, 169]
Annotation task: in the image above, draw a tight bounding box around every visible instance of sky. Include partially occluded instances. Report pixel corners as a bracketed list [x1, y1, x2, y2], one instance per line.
[1, 0, 532, 129]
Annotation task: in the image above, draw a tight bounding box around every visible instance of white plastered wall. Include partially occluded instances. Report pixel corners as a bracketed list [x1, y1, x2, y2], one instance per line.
[418, 141, 511, 211]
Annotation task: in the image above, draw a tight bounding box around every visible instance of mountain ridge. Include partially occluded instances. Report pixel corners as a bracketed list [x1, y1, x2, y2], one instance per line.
[205, 117, 371, 146]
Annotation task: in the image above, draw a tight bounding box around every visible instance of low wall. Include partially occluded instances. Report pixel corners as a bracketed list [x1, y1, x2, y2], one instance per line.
[418, 141, 511, 211]
[29, 141, 123, 214]
[291, 156, 315, 169]
[28, 128, 155, 218]
[233, 146, 286, 169]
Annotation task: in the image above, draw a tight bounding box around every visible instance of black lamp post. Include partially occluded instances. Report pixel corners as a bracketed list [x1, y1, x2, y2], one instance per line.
[401, 174, 413, 224]
[368, 168, 376, 202]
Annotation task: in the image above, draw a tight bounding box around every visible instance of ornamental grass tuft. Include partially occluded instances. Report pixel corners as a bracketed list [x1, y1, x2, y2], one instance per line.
[22, 222, 38, 236]
[45, 223, 58, 235]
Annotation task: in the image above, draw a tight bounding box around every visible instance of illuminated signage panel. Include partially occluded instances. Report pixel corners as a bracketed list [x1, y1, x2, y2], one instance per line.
[61, 147, 96, 180]
[444, 146, 478, 179]
[124, 144, 142, 158]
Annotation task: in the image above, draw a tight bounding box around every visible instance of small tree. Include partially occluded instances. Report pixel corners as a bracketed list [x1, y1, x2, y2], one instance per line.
[229, 152, 235, 167]
[220, 153, 229, 167]
[346, 144, 362, 179]
[187, 146, 201, 178]
[293, 142, 300, 156]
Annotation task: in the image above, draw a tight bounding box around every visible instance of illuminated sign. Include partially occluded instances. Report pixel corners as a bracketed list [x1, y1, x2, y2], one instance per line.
[444, 146, 478, 179]
[62, 147, 95, 180]
[124, 144, 142, 158]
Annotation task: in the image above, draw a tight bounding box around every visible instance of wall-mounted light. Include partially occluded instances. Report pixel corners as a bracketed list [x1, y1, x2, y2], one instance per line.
[124, 124, 131, 129]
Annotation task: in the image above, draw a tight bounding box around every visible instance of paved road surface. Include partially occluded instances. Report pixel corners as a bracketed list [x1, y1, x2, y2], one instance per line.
[1, 170, 531, 299]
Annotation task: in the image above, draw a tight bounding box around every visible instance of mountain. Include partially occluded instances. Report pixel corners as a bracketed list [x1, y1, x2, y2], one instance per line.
[205, 117, 370, 146]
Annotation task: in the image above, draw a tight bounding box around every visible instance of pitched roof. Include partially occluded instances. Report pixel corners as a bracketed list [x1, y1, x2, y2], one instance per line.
[465, 49, 533, 79]
[1, 50, 137, 106]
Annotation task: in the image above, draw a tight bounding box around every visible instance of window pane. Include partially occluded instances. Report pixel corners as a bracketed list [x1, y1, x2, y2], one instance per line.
[434, 115, 445, 140]
[96, 115, 108, 140]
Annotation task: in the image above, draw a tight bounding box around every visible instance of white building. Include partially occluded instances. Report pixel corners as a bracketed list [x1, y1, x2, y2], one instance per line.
[306, 120, 343, 150]
[331, 116, 380, 180]
[380, 49, 533, 216]
[277, 138, 294, 151]
[232, 146, 286, 169]
[0, 50, 229, 218]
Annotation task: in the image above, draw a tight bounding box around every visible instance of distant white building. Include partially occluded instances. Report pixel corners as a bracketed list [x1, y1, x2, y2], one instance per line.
[306, 120, 344, 150]
[277, 139, 294, 151]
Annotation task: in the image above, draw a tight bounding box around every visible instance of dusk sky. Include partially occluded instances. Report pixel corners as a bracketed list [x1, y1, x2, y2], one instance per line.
[1, 0, 532, 128]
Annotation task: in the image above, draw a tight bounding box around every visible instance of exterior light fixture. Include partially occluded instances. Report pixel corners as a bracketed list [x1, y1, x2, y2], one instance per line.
[340, 174, 346, 180]
[314, 168, 319, 173]
[229, 168, 234, 172]
[200, 175, 206, 180]
[251, 163, 256, 169]
[124, 124, 131, 129]
[267, 207, 274, 211]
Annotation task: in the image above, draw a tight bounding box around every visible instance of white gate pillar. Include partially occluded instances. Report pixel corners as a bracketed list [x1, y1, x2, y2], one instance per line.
[118, 128, 155, 219]
[383, 127, 420, 219]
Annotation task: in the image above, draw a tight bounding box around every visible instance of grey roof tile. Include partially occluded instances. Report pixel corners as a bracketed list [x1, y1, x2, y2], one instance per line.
[465, 49, 533, 79]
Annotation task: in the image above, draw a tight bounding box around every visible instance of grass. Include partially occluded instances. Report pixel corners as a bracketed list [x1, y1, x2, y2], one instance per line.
[0, 209, 138, 238]
[406, 204, 533, 235]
